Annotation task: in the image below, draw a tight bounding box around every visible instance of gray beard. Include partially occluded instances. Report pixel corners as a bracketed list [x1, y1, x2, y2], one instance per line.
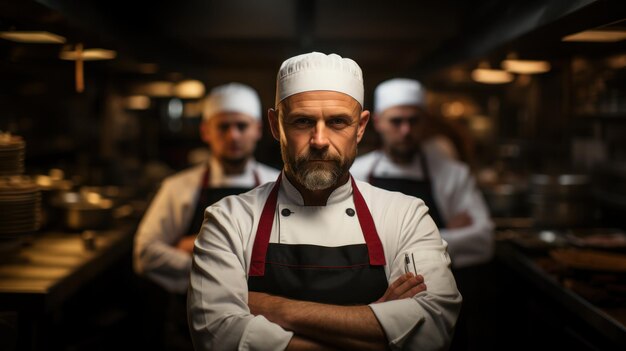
[296, 163, 341, 191]
[282, 139, 357, 191]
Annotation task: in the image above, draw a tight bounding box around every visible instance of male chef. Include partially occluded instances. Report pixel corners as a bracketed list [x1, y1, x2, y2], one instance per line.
[188, 52, 461, 351]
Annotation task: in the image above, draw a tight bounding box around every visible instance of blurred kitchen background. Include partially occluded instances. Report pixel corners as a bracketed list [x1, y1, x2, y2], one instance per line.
[1, 0, 626, 350]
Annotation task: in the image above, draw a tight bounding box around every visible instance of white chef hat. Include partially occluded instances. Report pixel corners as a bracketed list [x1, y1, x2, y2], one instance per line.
[275, 52, 364, 107]
[203, 82, 261, 121]
[374, 78, 426, 114]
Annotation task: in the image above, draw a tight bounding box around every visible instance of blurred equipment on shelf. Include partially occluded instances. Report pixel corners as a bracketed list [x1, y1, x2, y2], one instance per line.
[529, 172, 595, 228]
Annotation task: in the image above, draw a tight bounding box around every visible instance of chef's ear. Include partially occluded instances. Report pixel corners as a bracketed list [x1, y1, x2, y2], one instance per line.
[356, 110, 370, 143]
[268, 108, 280, 141]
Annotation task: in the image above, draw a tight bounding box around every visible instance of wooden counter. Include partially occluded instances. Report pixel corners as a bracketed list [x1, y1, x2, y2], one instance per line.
[0, 222, 136, 351]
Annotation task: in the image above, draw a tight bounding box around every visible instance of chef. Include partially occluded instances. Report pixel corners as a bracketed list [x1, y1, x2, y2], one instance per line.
[351, 78, 494, 269]
[351, 78, 495, 350]
[188, 52, 461, 351]
[133, 83, 279, 348]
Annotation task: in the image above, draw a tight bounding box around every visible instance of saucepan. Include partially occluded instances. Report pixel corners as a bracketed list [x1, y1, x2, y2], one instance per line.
[528, 173, 595, 228]
[481, 182, 529, 218]
[35, 169, 74, 229]
[50, 190, 119, 231]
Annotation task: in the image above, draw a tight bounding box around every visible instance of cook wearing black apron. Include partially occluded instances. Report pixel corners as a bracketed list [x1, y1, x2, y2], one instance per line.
[168, 163, 261, 350]
[248, 174, 389, 305]
[367, 150, 446, 228]
[367, 150, 479, 350]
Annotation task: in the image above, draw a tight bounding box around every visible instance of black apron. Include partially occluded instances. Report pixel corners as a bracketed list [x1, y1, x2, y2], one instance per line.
[368, 151, 447, 228]
[165, 164, 262, 350]
[248, 175, 389, 305]
[184, 164, 261, 235]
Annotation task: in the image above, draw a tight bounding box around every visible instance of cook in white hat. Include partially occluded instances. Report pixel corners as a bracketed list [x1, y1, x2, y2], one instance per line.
[374, 78, 426, 113]
[352, 76, 493, 262]
[133, 81, 280, 348]
[188, 53, 461, 351]
[203, 82, 262, 121]
[352, 77, 494, 349]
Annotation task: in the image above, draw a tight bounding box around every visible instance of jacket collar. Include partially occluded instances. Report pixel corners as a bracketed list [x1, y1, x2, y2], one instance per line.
[280, 172, 353, 206]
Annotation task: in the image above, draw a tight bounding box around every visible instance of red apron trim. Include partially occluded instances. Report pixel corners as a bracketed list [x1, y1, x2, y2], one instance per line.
[350, 176, 386, 266]
[249, 175, 282, 276]
[248, 174, 386, 277]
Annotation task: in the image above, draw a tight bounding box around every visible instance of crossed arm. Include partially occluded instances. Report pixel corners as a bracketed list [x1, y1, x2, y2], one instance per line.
[248, 272, 426, 351]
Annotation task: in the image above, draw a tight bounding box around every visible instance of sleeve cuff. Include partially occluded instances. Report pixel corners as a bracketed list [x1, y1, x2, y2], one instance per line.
[171, 248, 193, 271]
[238, 315, 293, 351]
[369, 299, 424, 349]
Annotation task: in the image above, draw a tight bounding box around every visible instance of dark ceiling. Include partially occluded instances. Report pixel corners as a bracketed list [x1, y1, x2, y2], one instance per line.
[1, 0, 624, 88]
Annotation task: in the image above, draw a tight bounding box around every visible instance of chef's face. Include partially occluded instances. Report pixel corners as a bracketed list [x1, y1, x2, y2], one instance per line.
[269, 91, 370, 191]
[200, 112, 261, 165]
[374, 105, 427, 160]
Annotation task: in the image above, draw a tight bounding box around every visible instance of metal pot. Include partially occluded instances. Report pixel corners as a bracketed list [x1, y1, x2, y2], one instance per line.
[79, 185, 135, 206]
[481, 183, 529, 217]
[51, 190, 114, 231]
[529, 173, 590, 198]
[35, 170, 75, 229]
[528, 173, 594, 228]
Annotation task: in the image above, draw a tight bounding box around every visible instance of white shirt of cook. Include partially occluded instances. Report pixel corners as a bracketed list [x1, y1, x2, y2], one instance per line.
[351, 139, 495, 268]
[188, 174, 462, 351]
[133, 156, 279, 294]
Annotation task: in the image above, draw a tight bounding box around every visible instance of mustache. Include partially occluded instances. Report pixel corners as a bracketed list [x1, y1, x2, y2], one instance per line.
[295, 149, 341, 165]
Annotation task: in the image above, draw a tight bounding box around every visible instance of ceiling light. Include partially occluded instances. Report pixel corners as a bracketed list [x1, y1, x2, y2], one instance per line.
[124, 95, 151, 110]
[441, 101, 465, 118]
[60, 48, 117, 61]
[502, 59, 551, 74]
[562, 30, 626, 42]
[0, 31, 66, 44]
[174, 80, 206, 99]
[132, 81, 175, 97]
[471, 68, 514, 84]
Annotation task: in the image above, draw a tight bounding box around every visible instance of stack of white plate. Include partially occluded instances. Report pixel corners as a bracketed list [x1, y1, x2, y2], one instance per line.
[0, 134, 25, 176]
[0, 176, 41, 237]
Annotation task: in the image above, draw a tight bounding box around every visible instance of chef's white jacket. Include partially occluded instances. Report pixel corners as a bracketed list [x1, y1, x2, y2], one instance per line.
[133, 156, 279, 294]
[188, 173, 462, 351]
[350, 140, 494, 268]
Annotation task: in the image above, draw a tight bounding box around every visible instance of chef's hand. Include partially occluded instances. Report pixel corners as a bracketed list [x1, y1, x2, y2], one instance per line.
[176, 235, 196, 254]
[375, 272, 426, 303]
[446, 211, 472, 229]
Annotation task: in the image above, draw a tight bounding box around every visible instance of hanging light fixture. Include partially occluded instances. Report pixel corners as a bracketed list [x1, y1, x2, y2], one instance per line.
[471, 61, 514, 84]
[124, 95, 151, 110]
[0, 31, 66, 44]
[174, 80, 206, 99]
[563, 29, 626, 42]
[59, 48, 117, 61]
[59, 44, 117, 93]
[501, 53, 551, 74]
